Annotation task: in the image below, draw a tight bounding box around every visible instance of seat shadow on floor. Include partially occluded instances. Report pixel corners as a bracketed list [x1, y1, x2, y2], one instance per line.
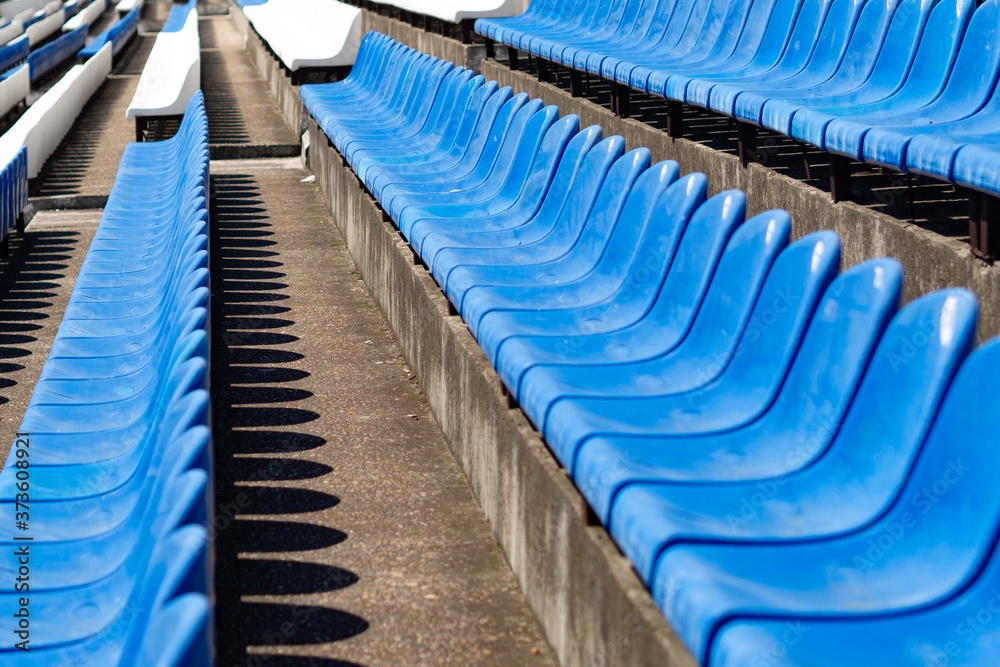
[201, 48, 252, 145]
[210, 173, 369, 665]
[0, 230, 79, 407]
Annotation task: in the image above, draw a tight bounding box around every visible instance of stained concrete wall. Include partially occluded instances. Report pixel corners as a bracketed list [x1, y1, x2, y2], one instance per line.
[360, 9, 486, 73]
[230, 7, 306, 136]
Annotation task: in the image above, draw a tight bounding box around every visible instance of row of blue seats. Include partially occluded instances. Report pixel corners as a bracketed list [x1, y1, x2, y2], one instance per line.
[475, 0, 1000, 199]
[0, 2, 87, 82]
[27, 25, 88, 81]
[302, 33, 1000, 666]
[0, 36, 30, 76]
[0, 147, 26, 254]
[0, 92, 212, 666]
[0, 26, 87, 84]
[78, 4, 138, 61]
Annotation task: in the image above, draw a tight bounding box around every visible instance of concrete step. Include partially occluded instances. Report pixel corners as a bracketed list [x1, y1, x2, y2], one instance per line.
[0, 210, 101, 460]
[200, 14, 301, 159]
[28, 20, 161, 206]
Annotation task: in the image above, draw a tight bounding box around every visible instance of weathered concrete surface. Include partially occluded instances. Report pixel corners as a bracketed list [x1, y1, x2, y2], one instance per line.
[29, 26, 159, 206]
[139, 0, 175, 32]
[199, 0, 231, 15]
[200, 15, 300, 159]
[209, 159, 556, 666]
[360, 10, 486, 73]
[112, 31, 159, 77]
[230, 6, 308, 142]
[307, 119, 698, 667]
[481, 61, 1000, 341]
[0, 211, 100, 461]
[30, 77, 139, 204]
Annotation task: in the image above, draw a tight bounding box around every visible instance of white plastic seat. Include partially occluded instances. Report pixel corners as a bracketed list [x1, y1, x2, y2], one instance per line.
[126, 5, 200, 119]
[0, 43, 112, 178]
[116, 0, 143, 16]
[242, 0, 362, 70]
[63, 0, 108, 32]
[0, 20, 25, 46]
[25, 7, 64, 46]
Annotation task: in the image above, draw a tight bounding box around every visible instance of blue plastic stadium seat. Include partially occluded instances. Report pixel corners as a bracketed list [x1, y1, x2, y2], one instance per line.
[488, 208, 787, 407]
[78, 6, 139, 61]
[0, 147, 27, 249]
[603, 285, 968, 573]
[28, 26, 88, 82]
[474, 0, 1000, 198]
[301, 34, 1000, 666]
[0, 92, 212, 666]
[824, 0, 1000, 168]
[651, 292, 979, 663]
[700, 337, 1000, 665]
[735, 0, 900, 128]
[754, 0, 928, 140]
[0, 35, 29, 76]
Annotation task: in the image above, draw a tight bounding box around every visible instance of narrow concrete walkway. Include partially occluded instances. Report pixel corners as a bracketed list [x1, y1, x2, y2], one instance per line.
[200, 15, 300, 158]
[29, 4, 166, 204]
[0, 211, 100, 460]
[210, 158, 555, 666]
[29, 5, 298, 204]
